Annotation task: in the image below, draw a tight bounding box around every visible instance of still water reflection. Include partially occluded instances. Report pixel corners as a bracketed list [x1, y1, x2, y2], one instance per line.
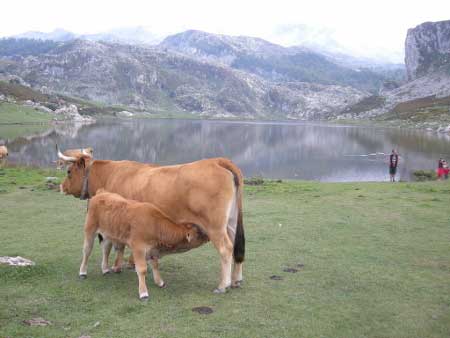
[4, 119, 450, 181]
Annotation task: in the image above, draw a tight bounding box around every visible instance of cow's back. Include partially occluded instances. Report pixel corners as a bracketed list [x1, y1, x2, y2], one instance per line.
[92, 158, 236, 228]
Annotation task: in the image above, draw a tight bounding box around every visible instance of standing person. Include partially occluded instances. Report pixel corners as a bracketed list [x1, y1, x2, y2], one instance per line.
[443, 160, 449, 180]
[389, 149, 399, 182]
[437, 158, 444, 180]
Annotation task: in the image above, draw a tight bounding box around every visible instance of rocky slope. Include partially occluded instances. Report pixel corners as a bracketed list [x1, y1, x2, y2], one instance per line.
[0, 38, 367, 119]
[405, 20, 450, 80]
[160, 30, 387, 92]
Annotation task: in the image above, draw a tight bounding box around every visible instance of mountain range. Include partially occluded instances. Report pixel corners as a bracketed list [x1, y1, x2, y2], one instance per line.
[1, 21, 449, 123]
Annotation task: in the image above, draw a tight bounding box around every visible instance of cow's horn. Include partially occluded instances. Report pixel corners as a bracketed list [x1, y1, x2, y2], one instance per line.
[82, 149, 92, 157]
[56, 144, 77, 162]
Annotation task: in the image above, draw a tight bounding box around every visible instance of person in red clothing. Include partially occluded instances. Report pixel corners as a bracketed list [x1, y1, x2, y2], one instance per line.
[437, 158, 445, 180]
[389, 149, 399, 182]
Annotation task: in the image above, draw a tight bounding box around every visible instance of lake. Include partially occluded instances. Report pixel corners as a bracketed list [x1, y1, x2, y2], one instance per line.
[3, 119, 450, 182]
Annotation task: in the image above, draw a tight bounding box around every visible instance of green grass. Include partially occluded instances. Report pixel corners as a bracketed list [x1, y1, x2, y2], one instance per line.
[0, 102, 52, 124]
[1, 167, 450, 338]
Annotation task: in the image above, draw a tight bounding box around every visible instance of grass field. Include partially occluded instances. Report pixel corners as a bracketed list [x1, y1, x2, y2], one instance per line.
[0, 167, 450, 338]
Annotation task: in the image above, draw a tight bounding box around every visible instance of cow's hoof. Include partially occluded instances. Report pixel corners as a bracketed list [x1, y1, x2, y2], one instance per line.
[139, 292, 149, 301]
[231, 280, 242, 288]
[102, 269, 111, 275]
[79, 274, 87, 280]
[158, 282, 166, 289]
[213, 287, 227, 294]
[112, 267, 122, 273]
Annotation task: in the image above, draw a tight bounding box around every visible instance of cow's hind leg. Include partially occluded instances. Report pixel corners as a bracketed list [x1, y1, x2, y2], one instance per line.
[133, 246, 149, 300]
[79, 228, 96, 278]
[226, 200, 244, 288]
[101, 239, 113, 275]
[149, 258, 165, 288]
[231, 262, 243, 288]
[209, 230, 233, 293]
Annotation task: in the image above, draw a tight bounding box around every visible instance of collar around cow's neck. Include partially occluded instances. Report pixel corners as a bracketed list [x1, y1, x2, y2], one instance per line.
[80, 160, 93, 200]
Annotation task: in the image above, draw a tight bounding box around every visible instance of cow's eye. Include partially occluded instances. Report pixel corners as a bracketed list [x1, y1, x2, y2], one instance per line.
[67, 169, 71, 177]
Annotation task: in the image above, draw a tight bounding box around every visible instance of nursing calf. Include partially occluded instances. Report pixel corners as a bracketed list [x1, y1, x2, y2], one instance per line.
[79, 190, 206, 300]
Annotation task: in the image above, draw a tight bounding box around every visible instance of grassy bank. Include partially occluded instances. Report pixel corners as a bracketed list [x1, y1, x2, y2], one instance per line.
[0, 102, 53, 139]
[0, 167, 449, 338]
[0, 102, 53, 124]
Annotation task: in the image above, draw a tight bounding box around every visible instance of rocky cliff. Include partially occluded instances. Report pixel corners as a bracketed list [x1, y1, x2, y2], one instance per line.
[340, 20, 450, 128]
[405, 20, 450, 80]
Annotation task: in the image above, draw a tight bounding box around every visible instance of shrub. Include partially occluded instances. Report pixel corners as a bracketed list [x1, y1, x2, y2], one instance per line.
[412, 169, 437, 181]
[244, 176, 264, 186]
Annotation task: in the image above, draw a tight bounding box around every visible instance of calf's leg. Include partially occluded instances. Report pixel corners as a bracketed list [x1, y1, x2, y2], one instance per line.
[133, 247, 149, 300]
[126, 253, 135, 269]
[79, 228, 96, 278]
[101, 239, 113, 275]
[112, 243, 125, 273]
[149, 258, 165, 288]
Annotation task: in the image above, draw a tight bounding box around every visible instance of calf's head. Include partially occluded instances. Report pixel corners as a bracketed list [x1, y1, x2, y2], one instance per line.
[184, 224, 209, 247]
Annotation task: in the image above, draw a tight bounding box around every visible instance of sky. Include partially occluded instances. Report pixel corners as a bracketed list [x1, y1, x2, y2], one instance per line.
[1, 0, 449, 62]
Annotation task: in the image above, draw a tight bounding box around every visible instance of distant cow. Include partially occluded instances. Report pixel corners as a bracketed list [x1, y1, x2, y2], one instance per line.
[55, 145, 93, 169]
[79, 190, 208, 300]
[0, 145, 8, 161]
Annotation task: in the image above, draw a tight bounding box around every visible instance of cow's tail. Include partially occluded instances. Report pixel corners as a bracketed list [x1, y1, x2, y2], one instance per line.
[217, 159, 245, 263]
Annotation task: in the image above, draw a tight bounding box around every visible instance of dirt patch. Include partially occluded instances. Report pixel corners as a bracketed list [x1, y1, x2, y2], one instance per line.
[23, 318, 51, 326]
[269, 275, 283, 280]
[283, 268, 298, 273]
[192, 306, 213, 315]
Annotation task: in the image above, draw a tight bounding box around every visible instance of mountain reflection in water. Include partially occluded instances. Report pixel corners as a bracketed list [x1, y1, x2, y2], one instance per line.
[5, 119, 450, 182]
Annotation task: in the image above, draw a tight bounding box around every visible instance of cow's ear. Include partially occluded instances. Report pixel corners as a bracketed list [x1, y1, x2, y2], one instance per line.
[78, 157, 86, 168]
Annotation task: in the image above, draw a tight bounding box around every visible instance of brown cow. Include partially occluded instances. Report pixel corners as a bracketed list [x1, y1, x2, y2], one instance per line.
[80, 190, 207, 300]
[59, 150, 244, 293]
[55, 145, 93, 169]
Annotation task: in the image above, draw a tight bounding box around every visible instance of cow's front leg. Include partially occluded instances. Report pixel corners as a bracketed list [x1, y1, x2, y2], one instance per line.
[149, 257, 165, 288]
[210, 231, 233, 293]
